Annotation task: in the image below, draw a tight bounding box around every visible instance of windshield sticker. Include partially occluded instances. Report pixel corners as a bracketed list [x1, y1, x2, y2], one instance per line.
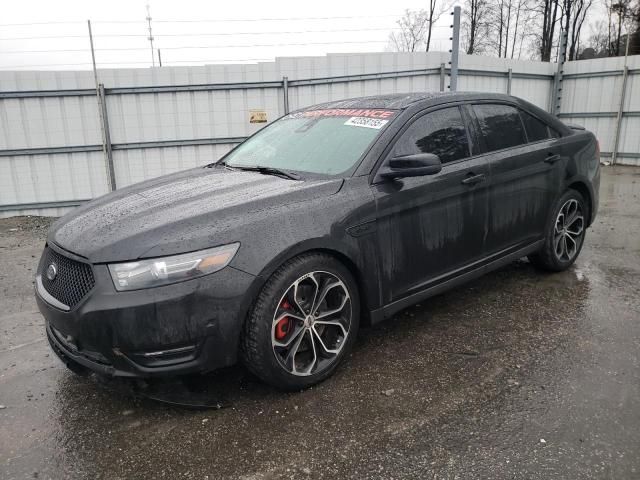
[344, 117, 389, 129]
[290, 108, 396, 119]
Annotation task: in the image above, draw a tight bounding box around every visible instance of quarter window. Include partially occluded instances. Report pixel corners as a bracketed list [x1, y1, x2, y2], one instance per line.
[392, 107, 470, 164]
[473, 104, 527, 152]
[520, 110, 551, 142]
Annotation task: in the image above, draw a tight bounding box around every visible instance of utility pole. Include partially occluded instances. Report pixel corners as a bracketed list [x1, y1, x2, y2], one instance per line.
[88, 20, 99, 94]
[146, 3, 155, 67]
[449, 6, 461, 92]
[158, 48, 162, 67]
[87, 20, 116, 191]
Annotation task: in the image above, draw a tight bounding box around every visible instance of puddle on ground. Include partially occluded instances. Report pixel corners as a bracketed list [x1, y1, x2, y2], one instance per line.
[91, 373, 232, 409]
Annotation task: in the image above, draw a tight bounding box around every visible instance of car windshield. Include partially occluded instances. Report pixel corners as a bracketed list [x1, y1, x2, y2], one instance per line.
[223, 108, 398, 175]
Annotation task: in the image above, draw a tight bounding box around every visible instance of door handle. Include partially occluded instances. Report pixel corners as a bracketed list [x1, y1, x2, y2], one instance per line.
[461, 173, 486, 185]
[544, 153, 561, 164]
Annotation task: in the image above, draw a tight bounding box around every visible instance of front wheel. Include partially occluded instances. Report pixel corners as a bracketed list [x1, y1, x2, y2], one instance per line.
[528, 189, 588, 272]
[240, 253, 360, 390]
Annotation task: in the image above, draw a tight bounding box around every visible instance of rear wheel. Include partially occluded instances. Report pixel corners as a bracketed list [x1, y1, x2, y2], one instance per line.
[528, 189, 587, 271]
[240, 253, 359, 390]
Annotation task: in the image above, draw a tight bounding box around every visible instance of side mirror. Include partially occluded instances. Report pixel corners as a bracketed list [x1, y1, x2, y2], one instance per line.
[380, 153, 442, 179]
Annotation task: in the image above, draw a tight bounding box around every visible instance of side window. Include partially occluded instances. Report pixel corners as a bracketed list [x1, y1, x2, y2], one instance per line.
[520, 110, 551, 142]
[392, 107, 470, 164]
[473, 104, 527, 152]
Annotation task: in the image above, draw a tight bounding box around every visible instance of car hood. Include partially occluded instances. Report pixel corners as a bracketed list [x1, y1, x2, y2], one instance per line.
[49, 167, 343, 263]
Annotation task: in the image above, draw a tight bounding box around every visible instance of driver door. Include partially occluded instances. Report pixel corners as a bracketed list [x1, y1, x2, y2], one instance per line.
[372, 105, 491, 304]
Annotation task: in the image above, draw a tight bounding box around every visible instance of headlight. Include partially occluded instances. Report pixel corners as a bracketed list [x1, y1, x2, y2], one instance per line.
[108, 243, 240, 291]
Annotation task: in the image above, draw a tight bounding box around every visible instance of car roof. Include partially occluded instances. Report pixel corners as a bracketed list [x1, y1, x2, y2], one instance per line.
[303, 92, 518, 111]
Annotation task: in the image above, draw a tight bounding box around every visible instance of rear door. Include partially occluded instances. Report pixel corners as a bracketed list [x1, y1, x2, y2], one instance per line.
[469, 103, 564, 254]
[372, 105, 490, 303]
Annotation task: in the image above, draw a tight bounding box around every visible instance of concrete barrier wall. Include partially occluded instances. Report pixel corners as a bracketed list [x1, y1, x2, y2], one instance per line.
[0, 52, 637, 217]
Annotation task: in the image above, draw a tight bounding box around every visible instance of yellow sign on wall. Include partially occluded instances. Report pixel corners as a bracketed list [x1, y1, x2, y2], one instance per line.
[249, 110, 268, 124]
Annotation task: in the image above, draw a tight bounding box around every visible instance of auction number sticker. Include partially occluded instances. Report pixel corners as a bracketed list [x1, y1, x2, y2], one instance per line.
[344, 116, 389, 129]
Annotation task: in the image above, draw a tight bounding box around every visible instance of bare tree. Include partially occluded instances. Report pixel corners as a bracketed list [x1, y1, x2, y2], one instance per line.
[504, 0, 514, 56]
[388, 9, 430, 52]
[567, 0, 593, 59]
[388, 0, 633, 60]
[489, 0, 516, 57]
[510, 0, 526, 58]
[426, 0, 451, 51]
[611, 0, 633, 54]
[632, 1, 640, 54]
[388, 5, 449, 52]
[496, 0, 536, 59]
[527, 0, 591, 61]
[480, 0, 531, 58]
[463, 0, 491, 54]
[580, 19, 612, 57]
[579, 0, 640, 58]
[498, 0, 508, 56]
[536, 0, 560, 61]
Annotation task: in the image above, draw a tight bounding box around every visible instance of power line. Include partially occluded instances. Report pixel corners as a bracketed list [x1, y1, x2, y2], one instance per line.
[0, 57, 272, 69]
[0, 34, 146, 40]
[0, 14, 402, 27]
[3, 40, 389, 54]
[154, 40, 390, 50]
[0, 21, 84, 27]
[156, 27, 406, 37]
[0, 27, 411, 41]
[0, 14, 401, 28]
[92, 14, 402, 24]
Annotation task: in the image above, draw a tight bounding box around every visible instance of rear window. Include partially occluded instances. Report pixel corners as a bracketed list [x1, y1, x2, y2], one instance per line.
[473, 104, 527, 152]
[520, 110, 551, 142]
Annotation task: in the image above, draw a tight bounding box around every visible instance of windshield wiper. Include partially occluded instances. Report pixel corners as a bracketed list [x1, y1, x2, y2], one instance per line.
[230, 165, 301, 180]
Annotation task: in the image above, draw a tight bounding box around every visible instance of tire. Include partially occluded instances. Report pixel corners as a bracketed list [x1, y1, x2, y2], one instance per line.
[528, 189, 588, 272]
[240, 253, 360, 390]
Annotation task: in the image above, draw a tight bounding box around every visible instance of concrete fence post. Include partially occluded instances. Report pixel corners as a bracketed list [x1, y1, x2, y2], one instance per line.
[88, 20, 116, 192]
[98, 84, 116, 190]
[549, 71, 559, 113]
[282, 76, 290, 115]
[2, 56, 638, 214]
[611, 66, 629, 165]
[551, 29, 567, 116]
[612, 33, 631, 165]
[449, 6, 461, 92]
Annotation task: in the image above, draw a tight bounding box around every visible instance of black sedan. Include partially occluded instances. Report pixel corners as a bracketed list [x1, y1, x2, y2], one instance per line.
[36, 92, 600, 390]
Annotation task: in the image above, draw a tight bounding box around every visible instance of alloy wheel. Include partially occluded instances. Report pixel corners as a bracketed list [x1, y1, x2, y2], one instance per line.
[271, 271, 352, 376]
[553, 198, 584, 262]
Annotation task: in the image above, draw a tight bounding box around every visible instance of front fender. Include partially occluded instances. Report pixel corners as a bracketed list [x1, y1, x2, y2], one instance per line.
[229, 177, 381, 313]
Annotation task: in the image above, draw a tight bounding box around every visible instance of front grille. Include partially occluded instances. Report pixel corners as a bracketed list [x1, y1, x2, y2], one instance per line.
[38, 246, 95, 309]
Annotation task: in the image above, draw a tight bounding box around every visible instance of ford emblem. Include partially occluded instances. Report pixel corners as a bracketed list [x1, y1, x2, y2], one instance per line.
[46, 263, 58, 281]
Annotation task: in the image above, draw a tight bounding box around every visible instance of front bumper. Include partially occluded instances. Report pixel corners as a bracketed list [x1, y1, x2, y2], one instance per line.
[36, 246, 259, 378]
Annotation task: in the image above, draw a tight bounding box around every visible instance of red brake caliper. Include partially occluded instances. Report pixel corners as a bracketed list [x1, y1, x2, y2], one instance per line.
[275, 299, 292, 340]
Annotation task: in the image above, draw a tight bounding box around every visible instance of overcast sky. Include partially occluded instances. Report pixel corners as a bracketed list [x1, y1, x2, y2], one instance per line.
[0, 0, 455, 70]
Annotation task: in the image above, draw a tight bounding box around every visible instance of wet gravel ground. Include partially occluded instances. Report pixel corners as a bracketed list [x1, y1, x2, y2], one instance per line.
[1, 166, 639, 479]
